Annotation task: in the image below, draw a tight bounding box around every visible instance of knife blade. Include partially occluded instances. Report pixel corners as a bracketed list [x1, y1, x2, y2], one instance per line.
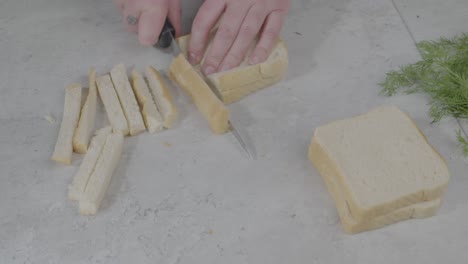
[155, 19, 256, 160]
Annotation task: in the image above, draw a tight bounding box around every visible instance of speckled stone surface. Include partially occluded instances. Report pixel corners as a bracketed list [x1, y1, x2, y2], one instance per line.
[1, 0, 467, 263]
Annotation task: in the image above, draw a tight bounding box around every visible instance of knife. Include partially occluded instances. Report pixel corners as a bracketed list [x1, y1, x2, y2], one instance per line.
[154, 18, 256, 160]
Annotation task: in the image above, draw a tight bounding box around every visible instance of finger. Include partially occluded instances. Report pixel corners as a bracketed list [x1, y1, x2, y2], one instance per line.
[187, 0, 226, 64]
[123, 0, 140, 33]
[138, 5, 168, 46]
[218, 4, 267, 72]
[202, 2, 254, 75]
[168, 0, 182, 37]
[249, 10, 286, 65]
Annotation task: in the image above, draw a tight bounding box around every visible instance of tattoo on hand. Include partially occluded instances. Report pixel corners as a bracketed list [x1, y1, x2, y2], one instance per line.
[126, 15, 138, 25]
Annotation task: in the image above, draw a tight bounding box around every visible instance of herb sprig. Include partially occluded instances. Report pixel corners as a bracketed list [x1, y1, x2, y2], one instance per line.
[380, 33, 468, 156]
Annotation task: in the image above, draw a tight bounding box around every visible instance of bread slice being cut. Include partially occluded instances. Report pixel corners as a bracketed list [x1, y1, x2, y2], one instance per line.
[309, 136, 441, 234]
[145, 66, 178, 129]
[130, 69, 164, 133]
[110, 63, 146, 136]
[51, 83, 82, 165]
[68, 126, 112, 201]
[73, 67, 98, 154]
[308, 105, 450, 224]
[168, 54, 230, 134]
[79, 130, 124, 215]
[176, 33, 288, 104]
[96, 74, 129, 136]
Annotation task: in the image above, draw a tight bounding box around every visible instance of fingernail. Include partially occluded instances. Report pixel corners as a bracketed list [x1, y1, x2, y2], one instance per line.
[189, 53, 199, 64]
[204, 66, 215, 75]
[249, 56, 260, 65]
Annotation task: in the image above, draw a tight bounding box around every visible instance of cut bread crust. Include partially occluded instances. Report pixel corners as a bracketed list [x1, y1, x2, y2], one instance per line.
[110, 63, 146, 136]
[68, 126, 112, 201]
[145, 66, 178, 129]
[79, 131, 124, 215]
[308, 105, 450, 226]
[51, 83, 82, 165]
[130, 69, 164, 133]
[73, 68, 98, 154]
[168, 54, 230, 134]
[96, 74, 129, 136]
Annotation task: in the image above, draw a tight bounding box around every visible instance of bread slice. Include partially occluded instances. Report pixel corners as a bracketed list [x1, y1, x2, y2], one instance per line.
[51, 83, 82, 165]
[79, 130, 124, 215]
[176, 34, 288, 104]
[68, 126, 112, 201]
[168, 54, 230, 134]
[130, 69, 164, 133]
[308, 106, 450, 223]
[96, 74, 129, 136]
[144, 66, 178, 129]
[309, 136, 441, 234]
[110, 63, 146, 136]
[73, 68, 98, 154]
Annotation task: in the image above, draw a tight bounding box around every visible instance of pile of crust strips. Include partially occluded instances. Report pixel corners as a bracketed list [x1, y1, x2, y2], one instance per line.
[51, 64, 178, 215]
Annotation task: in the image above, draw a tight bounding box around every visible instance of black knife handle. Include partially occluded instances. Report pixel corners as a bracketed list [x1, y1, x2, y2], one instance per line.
[154, 18, 175, 49]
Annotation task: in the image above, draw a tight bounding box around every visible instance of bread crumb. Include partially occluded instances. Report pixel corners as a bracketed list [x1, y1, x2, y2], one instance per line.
[163, 141, 172, 147]
[44, 113, 56, 124]
[207, 229, 214, 235]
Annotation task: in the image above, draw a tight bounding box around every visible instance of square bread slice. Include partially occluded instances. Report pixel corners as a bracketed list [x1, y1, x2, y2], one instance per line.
[96, 74, 129, 136]
[68, 126, 112, 201]
[51, 83, 82, 165]
[73, 67, 98, 154]
[309, 136, 441, 234]
[175, 33, 288, 104]
[79, 130, 124, 215]
[110, 63, 146, 136]
[308, 105, 450, 223]
[145, 66, 178, 129]
[130, 69, 164, 133]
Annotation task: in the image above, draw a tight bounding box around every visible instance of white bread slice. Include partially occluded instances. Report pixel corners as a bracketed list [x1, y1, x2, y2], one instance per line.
[79, 131, 124, 215]
[73, 68, 98, 154]
[168, 54, 230, 134]
[309, 137, 441, 234]
[96, 74, 129, 136]
[308, 106, 450, 223]
[68, 126, 112, 201]
[110, 63, 146, 136]
[130, 69, 164, 133]
[176, 34, 289, 104]
[51, 83, 82, 165]
[144, 66, 178, 129]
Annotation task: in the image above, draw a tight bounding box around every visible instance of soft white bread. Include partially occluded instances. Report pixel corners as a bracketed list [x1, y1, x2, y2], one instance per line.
[176, 34, 289, 104]
[68, 126, 112, 201]
[96, 74, 129, 136]
[144, 66, 178, 129]
[130, 69, 164, 133]
[110, 63, 146, 136]
[168, 54, 230, 134]
[308, 106, 450, 224]
[79, 130, 124, 215]
[309, 136, 441, 234]
[51, 83, 82, 165]
[73, 68, 98, 154]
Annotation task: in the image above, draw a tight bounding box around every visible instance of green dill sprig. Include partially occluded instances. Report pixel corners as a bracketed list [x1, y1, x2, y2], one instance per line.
[379, 33, 468, 156]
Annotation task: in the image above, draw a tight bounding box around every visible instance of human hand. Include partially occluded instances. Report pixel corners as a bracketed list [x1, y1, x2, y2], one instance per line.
[188, 0, 291, 75]
[113, 0, 182, 46]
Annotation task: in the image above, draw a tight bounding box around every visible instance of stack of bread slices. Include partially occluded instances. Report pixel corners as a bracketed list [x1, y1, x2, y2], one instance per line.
[308, 106, 451, 234]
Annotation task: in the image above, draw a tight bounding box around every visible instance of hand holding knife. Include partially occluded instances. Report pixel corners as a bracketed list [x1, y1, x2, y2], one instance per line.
[154, 18, 256, 160]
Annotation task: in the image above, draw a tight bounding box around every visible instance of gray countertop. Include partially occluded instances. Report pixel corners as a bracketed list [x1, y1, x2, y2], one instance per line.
[1, 0, 467, 263]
